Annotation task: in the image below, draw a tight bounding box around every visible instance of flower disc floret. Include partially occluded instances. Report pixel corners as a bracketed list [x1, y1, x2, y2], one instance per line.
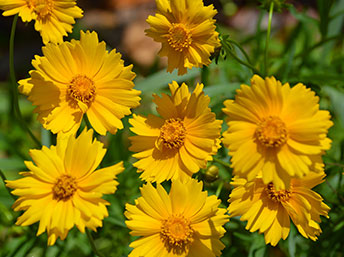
[161, 214, 194, 253]
[167, 23, 192, 52]
[31, 0, 54, 19]
[265, 182, 291, 202]
[159, 118, 186, 149]
[68, 75, 96, 104]
[52, 175, 77, 201]
[256, 116, 287, 148]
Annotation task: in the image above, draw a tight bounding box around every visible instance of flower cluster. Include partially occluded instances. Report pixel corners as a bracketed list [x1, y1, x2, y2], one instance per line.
[223, 75, 332, 189]
[1, 0, 334, 254]
[224, 75, 332, 245]
[3, 0, 229, 252]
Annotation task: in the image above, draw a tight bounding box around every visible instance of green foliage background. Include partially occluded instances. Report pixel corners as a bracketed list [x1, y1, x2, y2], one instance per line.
[1, 0, 344, 256]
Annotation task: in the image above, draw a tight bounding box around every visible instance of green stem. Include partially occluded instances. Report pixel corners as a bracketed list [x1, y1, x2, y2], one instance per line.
[226, 39, 252, 65]
[9, 15, 18, 118]
[221, 36, 261, 75]
[215, 181, 224, 197]
[264, 1, 274, 76]
[86, 229, 104, 257]
[83, 116, 92, 130]
[0, 169, 16, 201]
[224, 44, 261, 75]
[9, 14, 41, 148]
[326, 162, 344, 168]
[201, 66, 209, 87]
[213, 157, 231, 169]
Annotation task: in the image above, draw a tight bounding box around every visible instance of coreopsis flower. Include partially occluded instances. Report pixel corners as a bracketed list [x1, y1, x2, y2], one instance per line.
[18, 30, 141, 135]
[129, 81, 222, 183]
[228, 172, 330, 246]
[146, 0, 221, 75]
[125, 178, 229, 257]
[6, 129, 124, 245]
[222, 75, 332, 189]
[0, 0, 83, 44]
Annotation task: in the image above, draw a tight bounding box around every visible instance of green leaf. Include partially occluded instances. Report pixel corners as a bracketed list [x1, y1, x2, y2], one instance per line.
[288, 224, 296, 257]
[317, 0, 335, 38]
[135, 68, 200, 94]
[0, 158, 25, 171]
[324, 86, 344, 126]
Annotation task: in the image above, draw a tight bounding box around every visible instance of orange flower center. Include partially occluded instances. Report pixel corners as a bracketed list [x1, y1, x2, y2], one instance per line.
[161, 214, 194, 253]
[265, 182, 291, 202]
[52, 175, 77, 201]
[68, 75, 96, 104]
[159, 118, 186, 149]
[255, 116, 287, 148]
[28, 0, 54, 19]
[167, 23, 192, 52]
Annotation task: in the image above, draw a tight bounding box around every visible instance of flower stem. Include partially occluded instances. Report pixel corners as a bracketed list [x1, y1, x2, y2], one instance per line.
[86, 229, 104, 257]
[83, 115, 92, 130]
[201, 66, 209, 86]
[0, 169, 16, 201]
[213, 157, 231, 169]
[215, 180, 224, 197]
[226, 38, 252, 65]
[227, 49, 262, 76]
[221, 36, 261, 75]
[9, 14, 41, 148]
[9, 14, 18, 113]
[264, 1, 274, 76]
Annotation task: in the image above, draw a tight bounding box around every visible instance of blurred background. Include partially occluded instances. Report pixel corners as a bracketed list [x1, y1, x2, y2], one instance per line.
[0, 0, 320, 80]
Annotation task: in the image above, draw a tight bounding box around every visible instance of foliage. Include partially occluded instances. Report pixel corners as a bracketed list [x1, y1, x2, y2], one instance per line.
[1, 0, 344, 256]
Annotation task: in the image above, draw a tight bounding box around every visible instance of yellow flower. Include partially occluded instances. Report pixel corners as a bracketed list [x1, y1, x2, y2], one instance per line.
[228, 172, 330, 246]
[222, 75, 332, 189]
[6, 129, 124, 245]
[125, 178, 229, 257]
[18, 30, 141, 135]
[146, 0, 221, 75]
[0, 0, 83, 44]
[129, 81, 222, 183]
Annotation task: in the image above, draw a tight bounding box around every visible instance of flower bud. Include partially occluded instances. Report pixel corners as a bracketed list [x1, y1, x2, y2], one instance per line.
[204, 165, 219, 183]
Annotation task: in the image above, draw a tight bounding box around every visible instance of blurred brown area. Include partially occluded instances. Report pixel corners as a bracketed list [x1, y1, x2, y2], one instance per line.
[0, 0, 319, 81]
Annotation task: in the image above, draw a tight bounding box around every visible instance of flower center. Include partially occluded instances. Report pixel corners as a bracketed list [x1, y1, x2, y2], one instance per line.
[167, 23, 192, 52]
[265, 182, 291, 202]
[159, 118, 186, 149]
[68, 75, 96, 104]
[28, 0, 54, 19]
[52, 175, 77, 201]
[255, 116, 287, 148]
[161, 214, 194, 254]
